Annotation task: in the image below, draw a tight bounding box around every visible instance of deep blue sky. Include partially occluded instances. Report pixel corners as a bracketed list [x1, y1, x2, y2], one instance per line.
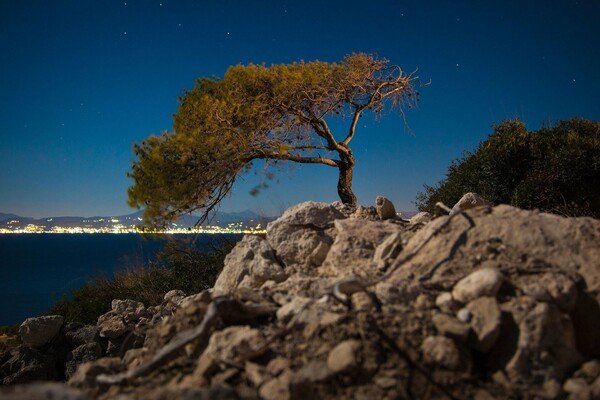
[1, 0, 598, 218]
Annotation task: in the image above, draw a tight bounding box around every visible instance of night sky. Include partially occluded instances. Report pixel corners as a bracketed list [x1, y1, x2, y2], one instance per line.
[1, 0, 598, 218]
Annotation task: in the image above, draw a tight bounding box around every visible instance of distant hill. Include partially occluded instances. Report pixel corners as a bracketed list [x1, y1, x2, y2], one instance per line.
[0, 210, 276, 231]
[0, 213, 20, 222]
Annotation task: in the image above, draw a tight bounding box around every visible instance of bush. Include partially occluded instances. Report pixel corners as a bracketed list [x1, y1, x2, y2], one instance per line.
[47, 238, 236, 324]
[415, 118, 600, 218]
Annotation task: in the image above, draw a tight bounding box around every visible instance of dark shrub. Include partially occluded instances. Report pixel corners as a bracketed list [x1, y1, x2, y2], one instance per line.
[416, 118, 600, 218]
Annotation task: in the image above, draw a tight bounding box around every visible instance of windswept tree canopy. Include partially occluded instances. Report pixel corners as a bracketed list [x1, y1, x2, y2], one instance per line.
[128, 53, 418, 226]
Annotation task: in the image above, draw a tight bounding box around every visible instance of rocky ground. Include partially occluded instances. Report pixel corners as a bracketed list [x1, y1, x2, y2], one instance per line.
[2, 194, 600, 399]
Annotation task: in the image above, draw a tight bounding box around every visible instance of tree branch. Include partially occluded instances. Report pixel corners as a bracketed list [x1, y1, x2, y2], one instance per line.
[251, 151, 339, 167]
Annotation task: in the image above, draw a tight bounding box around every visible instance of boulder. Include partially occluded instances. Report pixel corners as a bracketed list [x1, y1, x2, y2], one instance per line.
[214, 235, 285, 294]
[375, 196, 396, 220]
[266, 201, 343, 267]
[19, 315, 64, 347]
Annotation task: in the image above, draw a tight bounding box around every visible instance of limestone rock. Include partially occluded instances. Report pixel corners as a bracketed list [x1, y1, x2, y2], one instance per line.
[432, 313, 471, 342]
[327, 339, 361, 374]
[266, 201, 343, 267]
[351, 205, 379, 220]
[97, 311, 127, 339]
[65, 342, 103, 379]
[276, 296, 312, 323]
[421, 335, 462, 370]
[376, 196, 396, 220]
[68, 357, 124, 388]
[0, 382, 88, 400]
[163, 289, 186, 305]
[19, 315, 64, 347]
[321, 218, 402, 277]
[452, 267, 503, 303]
[214, 235, 285, 294]
[111, 299, 149, 323]
[435, 292, 457, 312]
[1, 345, 57, 385]
[65, 325, 100, 347]
[466, 297, 502, 352]
[410, 211, 432, 224]
[505, 300, 583, 382]
[451, 192, 492, 214]
[259, 369, 293, 400]
[372, 231, 403, 269]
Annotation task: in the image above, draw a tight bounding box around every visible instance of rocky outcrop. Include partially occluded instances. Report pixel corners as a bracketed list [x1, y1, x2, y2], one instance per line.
[3, 195, 600, 399]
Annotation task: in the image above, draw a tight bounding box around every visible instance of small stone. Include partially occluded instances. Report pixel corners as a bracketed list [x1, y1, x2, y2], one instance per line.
[374, 376, 397, 389]
[266, 357, 291, 376]
[376, 196, 397, 220]
[432, 313, 471, 342]
[276, 297, 312, 323]
[579, 360, 600, 381]
[435, 292, 456, 311]
[457, 308, 472, 323]
[97, 312, 128, 339]
[292, 360, 332, 383]
[563, 377, 589, 394]
[327, 340, 361, 374]
[542, 379, 562, 399]
[466, 297, 502, 352]
[452, 267, 503, 303]
[319, 311, 343, 326]
[19, 315, 64, 347]
[421, 335, 462, 369]
[259, 370, 292, 400]
[414, 294, 434, 310]
[351, 292, 375, 311]
[245, 361, 266, 387]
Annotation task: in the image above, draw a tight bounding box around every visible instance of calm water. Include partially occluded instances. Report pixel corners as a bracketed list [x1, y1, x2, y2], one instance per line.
[0, 234, 239, 326]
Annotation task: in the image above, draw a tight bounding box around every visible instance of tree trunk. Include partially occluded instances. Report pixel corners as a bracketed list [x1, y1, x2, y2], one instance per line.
[337, 163, 357, 206]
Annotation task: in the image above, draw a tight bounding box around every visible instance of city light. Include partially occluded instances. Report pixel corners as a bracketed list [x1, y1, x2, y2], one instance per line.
[0, 222, 266, 235]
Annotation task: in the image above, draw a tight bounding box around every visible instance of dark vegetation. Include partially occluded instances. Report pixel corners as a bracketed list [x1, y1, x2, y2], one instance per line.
[416, 118, 600, 218]
[47, 238, 235, 324]
[128, 53, 419, 227]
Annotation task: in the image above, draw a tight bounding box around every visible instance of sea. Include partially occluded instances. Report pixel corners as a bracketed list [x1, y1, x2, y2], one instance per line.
[0, 234, 240, 326]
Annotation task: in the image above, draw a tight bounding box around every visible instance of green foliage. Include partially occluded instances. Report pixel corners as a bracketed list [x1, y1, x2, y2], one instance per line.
[415, 118, 600, 218]
[47, 239, 234, 324]
[128, 53, 417, 226]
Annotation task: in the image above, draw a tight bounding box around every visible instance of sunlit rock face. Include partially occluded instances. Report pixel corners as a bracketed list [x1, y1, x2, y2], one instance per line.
[4, 194, 600, 400]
